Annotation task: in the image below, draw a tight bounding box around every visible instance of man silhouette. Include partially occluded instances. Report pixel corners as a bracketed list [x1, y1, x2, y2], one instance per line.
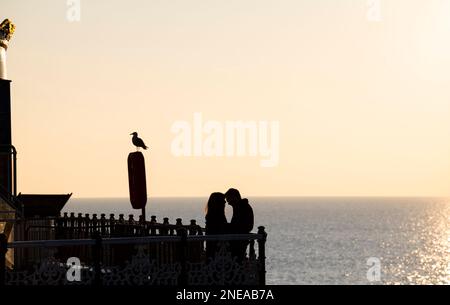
[225, 188, 254, 262]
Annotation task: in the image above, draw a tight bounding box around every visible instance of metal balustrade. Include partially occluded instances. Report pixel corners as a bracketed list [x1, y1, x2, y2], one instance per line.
[0, 224, 267, 286]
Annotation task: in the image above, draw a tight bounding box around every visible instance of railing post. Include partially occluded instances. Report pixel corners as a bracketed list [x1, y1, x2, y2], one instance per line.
[69, 212, 75, 239]
[0, 233, 7, 286]
[93, 231, 103, 286]
[100, 214, 106, 236]
[257, 226, 267, 286]
[150, 216, 157, 235]
[178, 228, 188, 285]
[92, 214, 98, 236]
[77, 213, 83, 239]
[84, 214, 90, 238]
[118, 214, 125, 236]
[175, 218, 183, 236]
[62, 212, 68, 239]
[127, 215, 135, 236]
[109, 214, 115, 237]
[188, 220, 196, 235]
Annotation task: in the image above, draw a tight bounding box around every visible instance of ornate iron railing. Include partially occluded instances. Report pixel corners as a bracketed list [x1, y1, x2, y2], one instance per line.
[15, 213, 205, 241]
[0, 227, 267, 286]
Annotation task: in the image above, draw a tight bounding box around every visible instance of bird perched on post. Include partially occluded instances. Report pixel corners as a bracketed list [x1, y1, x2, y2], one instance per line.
[130, 132, 148, 151]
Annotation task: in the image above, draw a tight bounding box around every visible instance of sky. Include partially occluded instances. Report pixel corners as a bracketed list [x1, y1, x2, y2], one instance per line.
[2, 0, 450, 197]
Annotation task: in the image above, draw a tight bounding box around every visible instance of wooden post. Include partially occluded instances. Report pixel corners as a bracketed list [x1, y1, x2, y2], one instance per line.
[257, 226, 267, 286]
[127, 152, 147, 210]
[0, 233, 7, 286]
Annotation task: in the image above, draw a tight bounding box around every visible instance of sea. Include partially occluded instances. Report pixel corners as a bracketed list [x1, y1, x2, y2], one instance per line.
[62, 197, 450, 285]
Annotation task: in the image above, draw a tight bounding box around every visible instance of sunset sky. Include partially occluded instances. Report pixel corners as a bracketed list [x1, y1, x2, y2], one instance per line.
[2, 0, 450, 197]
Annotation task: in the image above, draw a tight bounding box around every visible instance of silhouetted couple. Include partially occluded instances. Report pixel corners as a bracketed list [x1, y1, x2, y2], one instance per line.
[205, 188, 254, 262]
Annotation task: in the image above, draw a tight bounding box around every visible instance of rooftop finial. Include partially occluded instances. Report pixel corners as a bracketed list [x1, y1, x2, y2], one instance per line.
[0, 19, 15, 43]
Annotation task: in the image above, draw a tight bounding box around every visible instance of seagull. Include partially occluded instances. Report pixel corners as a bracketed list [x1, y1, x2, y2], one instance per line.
[130, 132, 149, 151]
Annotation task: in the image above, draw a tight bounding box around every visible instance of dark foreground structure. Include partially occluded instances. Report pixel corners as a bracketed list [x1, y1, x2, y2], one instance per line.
[0, 71, 267, 287]
[0, 212, 267, 286]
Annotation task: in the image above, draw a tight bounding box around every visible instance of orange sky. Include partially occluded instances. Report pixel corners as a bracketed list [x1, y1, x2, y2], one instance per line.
[3, 0, 450, 197]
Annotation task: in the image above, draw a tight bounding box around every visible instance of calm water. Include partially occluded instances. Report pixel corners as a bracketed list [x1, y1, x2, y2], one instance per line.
[63, 197, 450, 285]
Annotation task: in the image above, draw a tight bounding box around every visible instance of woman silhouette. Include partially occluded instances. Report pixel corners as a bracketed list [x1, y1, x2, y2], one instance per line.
[205, 192, 228, 259]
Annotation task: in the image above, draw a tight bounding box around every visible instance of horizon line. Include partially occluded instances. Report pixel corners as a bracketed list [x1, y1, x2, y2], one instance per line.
[69, 195, 450, 199]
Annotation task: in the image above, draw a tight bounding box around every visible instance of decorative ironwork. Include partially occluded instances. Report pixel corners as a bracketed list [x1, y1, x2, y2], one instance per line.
[5, 243, 261, 285]
[5, 248, 94, 285]
[188, 242, 259, 285]
[101, 246, 181, 285]
[1, 226, 267, 286]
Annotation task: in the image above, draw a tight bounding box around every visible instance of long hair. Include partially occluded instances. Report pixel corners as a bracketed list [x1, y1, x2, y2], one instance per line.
[225, 188, 241, 200]
[205, 192, 226, 218]
[205, 192, 227, 236]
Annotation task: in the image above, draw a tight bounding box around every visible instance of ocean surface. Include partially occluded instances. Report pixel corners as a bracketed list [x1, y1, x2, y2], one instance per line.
[63, 197, 450, 285]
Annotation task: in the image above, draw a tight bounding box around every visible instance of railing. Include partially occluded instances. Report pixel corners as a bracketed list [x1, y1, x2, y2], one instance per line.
[12, 214, 203, 271]
[13, 213, 265, 274]
[13, 213, 206, 243]
[0, 227, 267, 286]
